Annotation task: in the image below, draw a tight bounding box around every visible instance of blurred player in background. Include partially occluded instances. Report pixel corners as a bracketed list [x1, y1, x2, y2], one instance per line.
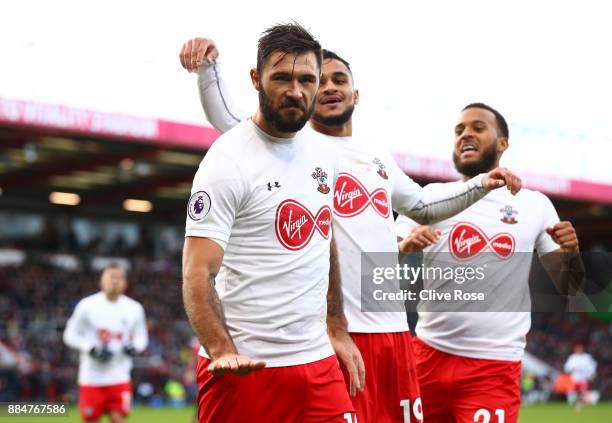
[180, 38, 522, 422]
[564, 343, 597, 411]
[395, 103, 583, 423]
[63, 264, 148, 423]
[182, 23, 356, 423]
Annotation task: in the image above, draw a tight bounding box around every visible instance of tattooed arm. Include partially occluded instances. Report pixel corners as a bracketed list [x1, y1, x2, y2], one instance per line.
[182, 237, 265, 375]
[327, 237, 347, 331]
[326, 234, 365, 396]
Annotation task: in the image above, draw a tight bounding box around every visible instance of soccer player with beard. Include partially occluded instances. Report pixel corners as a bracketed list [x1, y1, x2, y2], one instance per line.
[395, 103, 583, 423]
[182, 23, 356, 422]
[180, 40, 522, 423]
[63, 264, 148, 423]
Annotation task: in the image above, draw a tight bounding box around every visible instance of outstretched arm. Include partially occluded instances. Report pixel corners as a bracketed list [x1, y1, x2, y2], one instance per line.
[391, 158, 521, 225]
[183, 237, 265, 375]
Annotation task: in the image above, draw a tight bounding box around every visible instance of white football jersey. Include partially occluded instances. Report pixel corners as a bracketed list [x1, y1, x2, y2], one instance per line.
[186, 120, 337, 367]
[395, 187, 560, 361]
[322, 135, 486, 333]
[564, 352, 597, 382]
[63, 292, 148, 386]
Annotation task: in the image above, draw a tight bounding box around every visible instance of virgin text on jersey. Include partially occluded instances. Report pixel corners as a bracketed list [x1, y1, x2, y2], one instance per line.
[449, 222, 515, 260]
[275, 199, 331, 250]
[334, 173, 389, 218]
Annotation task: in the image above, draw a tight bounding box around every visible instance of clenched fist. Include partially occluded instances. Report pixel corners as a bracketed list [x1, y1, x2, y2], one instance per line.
[179, 37, 219, 73]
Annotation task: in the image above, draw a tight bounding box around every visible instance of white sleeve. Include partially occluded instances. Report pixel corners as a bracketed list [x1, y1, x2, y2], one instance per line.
[197, 60, 248, 133]
[130, 304, 148, 353]
[535, 193, 561, 255]
[589, 356, 598, 378]
[389, 157, 488, 225]
[185, 147, 246, 250]
[63, 301, 94, 353]
[394, 215, 420, 239]
[564, 356, 574, 373]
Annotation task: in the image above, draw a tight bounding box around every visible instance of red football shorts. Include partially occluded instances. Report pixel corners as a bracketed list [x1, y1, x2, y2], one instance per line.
[572, 379, 590, 393]
[340, 332, 423, 423]
[78, 382, 132, 421]
[197, 354, 355, 423]
[413, 337, 521, 423]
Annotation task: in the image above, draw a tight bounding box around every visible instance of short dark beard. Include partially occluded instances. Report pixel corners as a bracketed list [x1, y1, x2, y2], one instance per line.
[453, 140, 498, 177]
[259, 87, 314, 133]
[311, 104, 355, 127]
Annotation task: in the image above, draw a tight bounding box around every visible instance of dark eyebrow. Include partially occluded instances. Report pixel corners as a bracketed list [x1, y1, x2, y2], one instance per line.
[331, 71, 349, 79]
[299, 74, 317, 81]
[269, 71, 292, 79]
[269, 70, 318, 81]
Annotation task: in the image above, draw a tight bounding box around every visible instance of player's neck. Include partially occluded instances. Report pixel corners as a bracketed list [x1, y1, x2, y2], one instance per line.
[252, 110, 297, 139]
[309, 119, 352, 137]
[104, 292, 120, 302]
[460, 162, 500, 181]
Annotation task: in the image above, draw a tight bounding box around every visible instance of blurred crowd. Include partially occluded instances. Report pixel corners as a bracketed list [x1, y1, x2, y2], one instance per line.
[0, 212, 184, 260]
[1, 259, 611, 404]
[0, 261, 195, 404]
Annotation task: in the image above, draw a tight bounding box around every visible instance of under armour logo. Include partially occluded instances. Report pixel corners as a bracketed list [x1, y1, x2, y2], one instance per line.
[267, 182, 281, 191]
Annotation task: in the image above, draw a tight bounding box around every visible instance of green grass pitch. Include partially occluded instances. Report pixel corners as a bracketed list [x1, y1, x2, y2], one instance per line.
[6, 403, 611, 422]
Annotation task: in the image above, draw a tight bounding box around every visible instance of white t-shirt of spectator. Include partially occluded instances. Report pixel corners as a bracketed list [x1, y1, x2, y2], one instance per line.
[395, 187, 560, 361]
[186, 120, 337, 367]
[63, 292, 148, 386]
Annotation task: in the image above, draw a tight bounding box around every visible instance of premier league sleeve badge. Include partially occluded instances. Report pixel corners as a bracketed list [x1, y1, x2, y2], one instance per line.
[188, 191, 212, 221]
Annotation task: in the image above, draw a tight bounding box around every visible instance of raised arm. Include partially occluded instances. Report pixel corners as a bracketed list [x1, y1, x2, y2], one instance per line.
[180, 37, 248, 133]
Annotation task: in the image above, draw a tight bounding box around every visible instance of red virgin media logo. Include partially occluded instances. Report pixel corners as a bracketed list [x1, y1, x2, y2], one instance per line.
[275, 199, 331, 250]
[449, 222, 515, 260]
[333, 173, 390, 218]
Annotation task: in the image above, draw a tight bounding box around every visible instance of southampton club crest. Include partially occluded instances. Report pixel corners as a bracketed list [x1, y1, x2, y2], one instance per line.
[500, 205, 518, 224]
[311, 167, 330, 194]
[373, 157, 388, 179]
[188, 191, 212, 221]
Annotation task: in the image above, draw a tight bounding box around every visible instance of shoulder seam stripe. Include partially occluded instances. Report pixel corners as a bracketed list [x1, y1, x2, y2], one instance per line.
[213, 62, 242, 124]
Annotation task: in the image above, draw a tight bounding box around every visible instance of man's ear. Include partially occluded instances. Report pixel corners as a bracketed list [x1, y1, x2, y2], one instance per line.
[497, 137, 509, 154]
[353, 88, 360, 106]
[250, 68, 260, 91]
